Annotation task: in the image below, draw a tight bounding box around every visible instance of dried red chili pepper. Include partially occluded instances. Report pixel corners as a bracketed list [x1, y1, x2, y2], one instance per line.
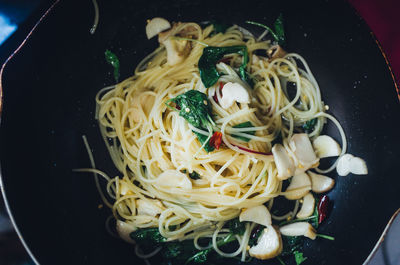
[209, 132, 223, 150]
[318, 195, 330, 224]
[213, 82, 224, 103]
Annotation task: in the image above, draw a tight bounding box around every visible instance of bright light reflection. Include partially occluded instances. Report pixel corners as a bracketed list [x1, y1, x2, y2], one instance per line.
[0, 13, 18, 46]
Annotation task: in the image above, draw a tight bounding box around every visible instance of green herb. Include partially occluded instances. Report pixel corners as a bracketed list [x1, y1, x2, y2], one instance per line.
[274, 14, 286, 46]
[130, 228, 167, 245]
[231, 121, 255, 142]
[281, 236, 303, 256]
[226, 218, 246, 236]
[316, 234, 335, 241]
[185, 233, 235, 264]
[310, 196, 320, 229]
[185, 248, 213, 264]
[168, 90, 215, 152]
[189, 171, 201, 180]
[302, 118, 317, 134]
[193, 131, 215, 153]
[212, 22, 230, 34]
[105, 50, 120, 82]
[245, 14, 286, 46]
[198, 45, 250, 88]
[293, 250, 307, 265]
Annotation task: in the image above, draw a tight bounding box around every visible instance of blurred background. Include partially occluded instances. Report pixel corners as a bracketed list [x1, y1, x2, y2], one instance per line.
[0, 0, 399, 264]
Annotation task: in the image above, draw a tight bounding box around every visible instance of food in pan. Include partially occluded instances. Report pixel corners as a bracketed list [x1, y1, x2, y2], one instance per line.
[87, 16, 367, 264]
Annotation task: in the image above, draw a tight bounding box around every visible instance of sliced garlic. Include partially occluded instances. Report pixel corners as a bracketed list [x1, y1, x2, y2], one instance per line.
[349, 157, 368, 175]
[249, 225, 283, 260]
[116, 220, 137, 243]
[307, 171, 335, 193]
[155, 170, 192, 189]
[136, 199, 164, 217]
[272, 144, 295, 180]
[296, 193, 315, 219]
[284, 172, 312, 200]
[239, 205, 272, 226]
[146, 17, 171, 39]
[279, 222, 316, 240]
[336, 154, 354, 176]
[312, 135, 341, 158]
[219, 82, 250, 109]
[163, 38, 191, 66]
[289, 134, 319, 170]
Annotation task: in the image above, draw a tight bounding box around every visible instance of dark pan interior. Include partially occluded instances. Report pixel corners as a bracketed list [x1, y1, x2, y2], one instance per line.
[1, 0, 399, 264]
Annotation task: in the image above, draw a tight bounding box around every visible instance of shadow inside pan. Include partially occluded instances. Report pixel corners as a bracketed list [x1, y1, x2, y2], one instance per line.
[1, 0, 399, 264]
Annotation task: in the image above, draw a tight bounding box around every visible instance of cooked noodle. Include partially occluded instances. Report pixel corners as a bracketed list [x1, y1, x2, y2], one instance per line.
[94, 22, 346, 261]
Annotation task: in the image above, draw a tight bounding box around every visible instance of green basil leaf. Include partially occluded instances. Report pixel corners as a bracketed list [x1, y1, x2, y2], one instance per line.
[198, 46, 250, 88]
[231, 121, 255, 142]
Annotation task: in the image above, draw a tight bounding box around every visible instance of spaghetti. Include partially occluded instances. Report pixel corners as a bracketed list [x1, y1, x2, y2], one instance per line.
[93, 20, 350, 263]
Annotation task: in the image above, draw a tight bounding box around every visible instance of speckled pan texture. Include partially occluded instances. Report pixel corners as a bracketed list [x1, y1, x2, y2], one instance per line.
[0, 0, 399, 264]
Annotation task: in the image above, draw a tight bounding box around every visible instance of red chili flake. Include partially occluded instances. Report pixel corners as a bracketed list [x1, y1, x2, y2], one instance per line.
[209, 132, 223, 150]
[318, 195, 330, 224]
[231, 143, 272, 156]
[175, 104, 181, 110]
[213, 82, 224, 103]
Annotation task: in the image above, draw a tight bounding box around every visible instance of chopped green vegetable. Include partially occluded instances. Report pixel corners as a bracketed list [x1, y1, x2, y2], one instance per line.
[226, 218, 246, 236]
[316, 234, 335, 241]
[293, 250, 307, 265]
[105, 50, 120, 82]
[185, 248, 213, 264]
[310, 196, 320, 229]
[212, 22, 230, 34]
[193, 131, 215, 153]
[168, 90, 215, 152]
[231, 121, 255, 142]
[130, 228, 167, 245]
[185, 233, 235, 264]
[281, 236, 303, 256]
[198, 46, 250, 88]
[245, 14, 286, 46]
[274, 14, 286, 46]
[302, 118, 317, 134]
[189, 171, 201, 180]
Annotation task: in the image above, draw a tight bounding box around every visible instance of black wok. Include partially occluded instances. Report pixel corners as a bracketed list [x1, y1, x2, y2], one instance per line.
[0, 0, 399, 264]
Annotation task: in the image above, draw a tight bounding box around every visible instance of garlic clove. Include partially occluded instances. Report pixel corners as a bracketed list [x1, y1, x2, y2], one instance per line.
[239, 205, 272, 226]
[219, 82, 250, 109]
[279, 222, 317, 240]
[146, 17, 171, 39]
[289, 134, 319, 170]
[307, 171, 335, 193]
[249, 225, 283, 260]
[349, 157, 368, 175]
[116, 220, 137, 243]
[272, 144, 295, 180]
[136, 199, 164, 217]
[284, 172, 312, 200]
[312, 135, 341, 158]
[296, 193, 315, 219]
[155, 170, 192, 189]
[163, 38, 190, 66]
[336, 154, 354, 176]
